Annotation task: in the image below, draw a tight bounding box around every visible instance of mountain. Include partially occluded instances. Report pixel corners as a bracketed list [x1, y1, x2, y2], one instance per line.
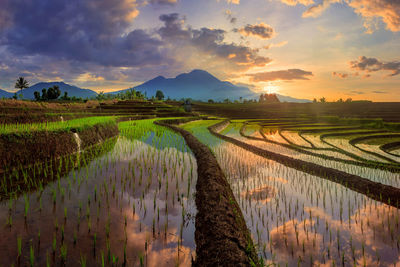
[107, 69, 257, 101]
[21, 82, 97, 99]
[276, 94, 311, 103]
[0, 89, 14, 98]
[107, 69, 311, 102]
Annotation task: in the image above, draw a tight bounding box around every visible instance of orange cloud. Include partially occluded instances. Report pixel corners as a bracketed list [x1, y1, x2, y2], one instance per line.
[238, 23, 275, 39]
[281, 0, 315, 6]
[348, 0, 400, 32]
[247, 69, 313, 82]
[332, 71, 348, 78]
[349, 56, 400, 76]
[302, 0, 341, 18]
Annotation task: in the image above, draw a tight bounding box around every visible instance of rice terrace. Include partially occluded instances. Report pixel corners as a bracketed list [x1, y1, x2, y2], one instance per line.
[1, 0, 400, 266]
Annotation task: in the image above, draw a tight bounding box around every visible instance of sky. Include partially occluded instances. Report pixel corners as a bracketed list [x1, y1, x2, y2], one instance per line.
[0, 0, 399, 101]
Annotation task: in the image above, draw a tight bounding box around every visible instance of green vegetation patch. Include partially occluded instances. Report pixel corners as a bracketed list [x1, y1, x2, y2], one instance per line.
[0, 116, 116, 135]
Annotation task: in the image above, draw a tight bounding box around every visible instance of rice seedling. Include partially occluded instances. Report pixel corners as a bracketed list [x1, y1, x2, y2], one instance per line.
[29, 244, 34, 267]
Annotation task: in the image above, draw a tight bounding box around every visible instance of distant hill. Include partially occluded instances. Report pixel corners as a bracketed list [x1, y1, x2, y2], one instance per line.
[1, 71, 311, 102]
[107, 69, 311, 102]
[21, 82, 97, 99]
[276, 94, 311, 103]
[107, 69, 257, 101]
[0, 89, 13, 98]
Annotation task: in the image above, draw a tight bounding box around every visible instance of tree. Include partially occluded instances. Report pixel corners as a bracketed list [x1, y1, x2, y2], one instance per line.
[97, 91, 105, 101]
[259, 93, 280, 103]
[14, 77, 29, 98]
[345, 98, 352, 103]
[155, 90, 165, 101]
[319, 97, 326, 103]
[34, 91, 41, 101]
[313, 98, 317, 103]
[61, 92, 70, 100]
[208, 99, 214, 103]
[47, 86, 61, 100]
[41, 88, 48, 100]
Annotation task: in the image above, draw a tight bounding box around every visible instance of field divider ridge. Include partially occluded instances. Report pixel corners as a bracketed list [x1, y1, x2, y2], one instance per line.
[154, 118, 261, 267]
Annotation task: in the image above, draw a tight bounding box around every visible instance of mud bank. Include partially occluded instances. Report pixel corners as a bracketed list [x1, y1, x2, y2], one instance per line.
[0, 121, 118, 172]
[381, 142, 400, 157]
[154, 119, 260, 266]
[212, 121, 400, 209]
[349, 134, 400, 164]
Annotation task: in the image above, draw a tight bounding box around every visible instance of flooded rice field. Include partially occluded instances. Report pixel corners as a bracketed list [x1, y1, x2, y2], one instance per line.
[182, 120, 400, 266]
[0, 120, 197, 266]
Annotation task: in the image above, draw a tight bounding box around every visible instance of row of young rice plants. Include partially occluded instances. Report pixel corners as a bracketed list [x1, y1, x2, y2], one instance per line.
[181, 119, 400, 266]
[243, 123, 358, 162]
[350, 135, 400, 164]
[356, 143, 400, 164]
[258, 121, 393, 164]
[299, 129, 384, 150]
[0, 119, 197, 266]
[258, 128, 358, 162]
[0, 116, 116, 134]
[235, 122, 400, 188]
[323, 137, 390, 163]
[265, 125, 388, 164]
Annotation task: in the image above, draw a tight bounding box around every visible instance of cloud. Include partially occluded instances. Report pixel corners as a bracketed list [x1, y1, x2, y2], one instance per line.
[349, 56, 400, 76]
[238, 23, 275, 39]
[149, 0, 178, 5]
[332, 71, 348, 78]
[264, 41, 288, 49]
[247, 69, 313, 82]
[372, 90, 387, 94]
[280, 0, 315, 6]
[158, 13, 272, 69]
[302, 0, 341, 18]
[0, 0, 166, 68]
[350, 90, 365, 94]
[348, 0, 400, 32]
[225, 10, 237, 24]
[283, 0, 400, 33]
[226, 0, 240, 4]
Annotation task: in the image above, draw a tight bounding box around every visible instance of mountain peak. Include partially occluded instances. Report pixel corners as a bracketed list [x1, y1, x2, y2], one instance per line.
[152, 75, 166, 81]
[189, 69, 210, 75]
[176, 69, 219, 82]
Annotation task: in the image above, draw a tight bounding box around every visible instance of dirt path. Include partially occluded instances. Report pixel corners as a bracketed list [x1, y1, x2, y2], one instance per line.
[154, 119, 260, 267]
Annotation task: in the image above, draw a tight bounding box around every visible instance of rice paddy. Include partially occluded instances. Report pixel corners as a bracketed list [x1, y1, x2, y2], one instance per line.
[0, 119, 197, 266]
[181, 119, 400, 266]
[1, 101, 400, 266]
[0, 116, 116, 134]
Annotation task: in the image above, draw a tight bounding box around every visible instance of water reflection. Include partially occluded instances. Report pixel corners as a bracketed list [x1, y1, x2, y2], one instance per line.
[0, 130, 197, 266]
[182, 120, 400, 266]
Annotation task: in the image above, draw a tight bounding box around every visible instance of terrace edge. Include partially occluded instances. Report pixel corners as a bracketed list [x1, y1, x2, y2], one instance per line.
[154, 118, 261, 267]
[0, 121, 119, 172]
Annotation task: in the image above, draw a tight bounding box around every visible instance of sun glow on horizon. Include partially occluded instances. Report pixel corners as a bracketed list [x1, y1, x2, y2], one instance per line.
[263, 82, 280, 94]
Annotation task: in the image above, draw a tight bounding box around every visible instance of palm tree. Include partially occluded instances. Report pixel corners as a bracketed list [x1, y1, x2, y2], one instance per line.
[15, 77, 29, 98]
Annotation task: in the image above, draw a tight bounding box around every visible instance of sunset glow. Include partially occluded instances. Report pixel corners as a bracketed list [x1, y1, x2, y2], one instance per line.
[263, 83, 280, 94]
[0, 0, 399, 101]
